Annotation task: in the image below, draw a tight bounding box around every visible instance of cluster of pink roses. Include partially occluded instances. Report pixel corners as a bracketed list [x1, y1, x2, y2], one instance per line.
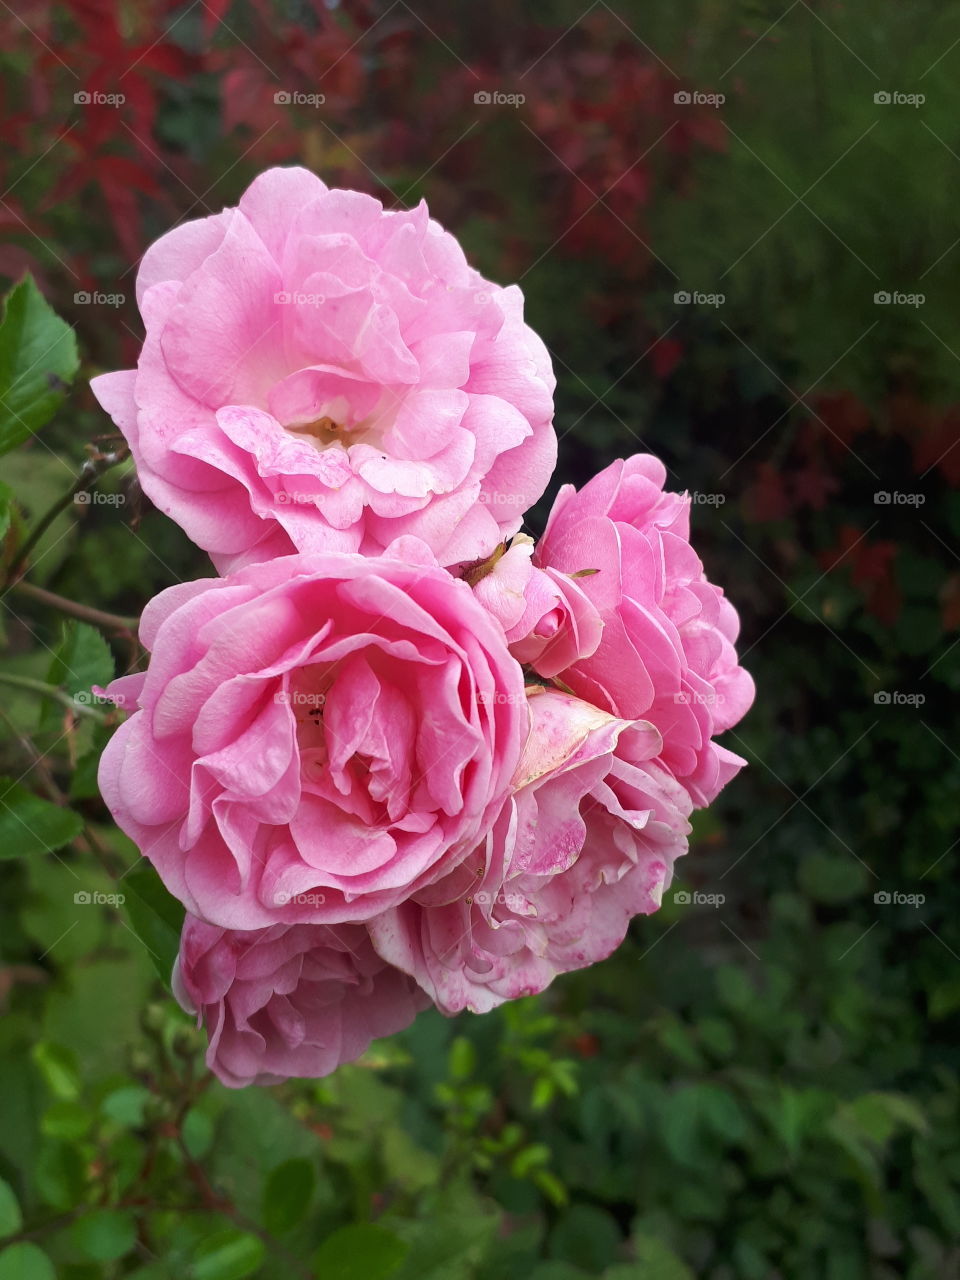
[94, 167, 753, 1087]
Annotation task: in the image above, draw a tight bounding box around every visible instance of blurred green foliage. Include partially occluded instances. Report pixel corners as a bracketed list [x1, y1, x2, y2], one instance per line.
[1, 1, 958, 1277]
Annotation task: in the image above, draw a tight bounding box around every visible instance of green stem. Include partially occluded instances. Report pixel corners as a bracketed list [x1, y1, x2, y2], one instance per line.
[0, 671, 107, 722]
[9, 580, 138, 633]
[5, 448, 128, 585]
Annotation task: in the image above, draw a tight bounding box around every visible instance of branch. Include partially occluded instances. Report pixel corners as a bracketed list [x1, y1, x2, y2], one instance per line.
[0, 671, 107, 722]
[10, 581, 139, 633]
[6, 447, 129, 585]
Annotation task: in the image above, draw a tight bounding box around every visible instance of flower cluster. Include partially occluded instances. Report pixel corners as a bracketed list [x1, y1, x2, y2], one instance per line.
[96, 167, 753, 1087]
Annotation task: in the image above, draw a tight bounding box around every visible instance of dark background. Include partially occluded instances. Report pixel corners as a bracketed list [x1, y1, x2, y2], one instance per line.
[0, 2, 958, 1277]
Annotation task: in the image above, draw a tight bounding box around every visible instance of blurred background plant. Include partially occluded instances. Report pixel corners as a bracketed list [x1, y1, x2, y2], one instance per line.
[0, 1, 958, 1277]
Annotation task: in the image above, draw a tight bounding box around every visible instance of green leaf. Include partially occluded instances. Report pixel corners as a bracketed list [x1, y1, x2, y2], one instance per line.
[71, 1209, 137, 1262]
[528, 1267, 588, 1280]
[33, 1139, 85, 1210]
[263, 1157, 315, 1236]
[549, 1205, 622, 1270]
[0, 778, 83, 858]
[0, 1179, 22, 1240]
[448, 1036, 476, 1081]
[192, 1230, 266, 1280]
[797, 850, 868, 904]
[609, 1236, 696, 1280]
[121, 863, 185, 988]
[40, 1099, 92, 1141]
[313, 1224, 409, 1280]
[46, 621, 114, 702]
[0, 1243, 55, 1280]
[101, 1085, 151, 1128]
[182, 1106, 215, 1159]
[0, 275, 78, 457]
[31, 1042, 81, 1101]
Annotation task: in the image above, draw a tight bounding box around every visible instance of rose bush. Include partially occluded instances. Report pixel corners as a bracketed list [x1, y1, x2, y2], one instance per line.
[98, 539, 527, 930]
[91, 166, 557, 572]
[369, 689, 691, 1014]
[481, 456, 755, 807]
[174, 917, 429, 1088]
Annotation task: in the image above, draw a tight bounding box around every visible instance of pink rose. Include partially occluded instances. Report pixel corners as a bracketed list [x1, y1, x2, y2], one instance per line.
[174, 917, 429, 1088]
[505, 456, 754, 806]
[470, 538, 603, 677]
[91, 166, 556, 572]
[369, 689, 691, 1014]
[98, 540, 528, 930]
